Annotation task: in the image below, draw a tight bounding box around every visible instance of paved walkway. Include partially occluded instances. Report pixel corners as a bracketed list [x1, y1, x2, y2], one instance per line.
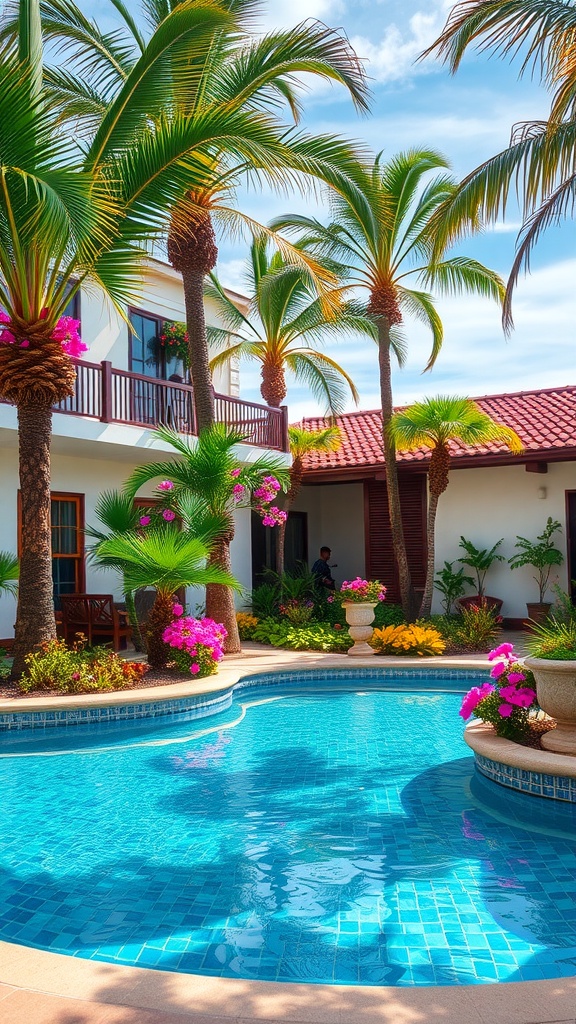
[2, 638, 571, 1024]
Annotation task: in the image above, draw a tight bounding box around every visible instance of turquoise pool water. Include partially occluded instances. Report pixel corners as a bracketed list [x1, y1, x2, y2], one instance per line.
[1, 678, 576, 986]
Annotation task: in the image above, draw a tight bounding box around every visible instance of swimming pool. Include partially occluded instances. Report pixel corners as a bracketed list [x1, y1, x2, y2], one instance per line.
[1, 674, 576, 987]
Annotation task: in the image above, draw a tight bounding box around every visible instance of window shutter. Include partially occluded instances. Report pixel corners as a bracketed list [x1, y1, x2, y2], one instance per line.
[365, 476, 427, 602]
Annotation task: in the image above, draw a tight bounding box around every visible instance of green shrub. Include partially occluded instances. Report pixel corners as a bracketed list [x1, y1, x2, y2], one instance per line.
[20, 638, 148, 694]
[427, 608, 501, 653]
[252, 617, 352, 653]
[250, 582, 279, 619]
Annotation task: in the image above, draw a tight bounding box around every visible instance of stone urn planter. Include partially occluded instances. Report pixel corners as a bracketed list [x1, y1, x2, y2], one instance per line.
[524, 656, 576, 755]
[343, 602, 377, 657]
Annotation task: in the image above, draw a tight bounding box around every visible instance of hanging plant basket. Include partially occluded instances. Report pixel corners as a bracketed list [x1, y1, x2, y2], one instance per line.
[151, 321, 190, 367]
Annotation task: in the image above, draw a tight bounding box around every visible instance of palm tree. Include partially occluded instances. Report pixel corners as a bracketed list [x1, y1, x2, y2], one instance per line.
[422, 1, 576, 326]
[275, 425, 342, 576]
[93, 526, 237, 667]
[272, 150, 505, 617]
[206, 233, 370, 415]
[123, 424, 289, 652]
[13, 0, 370, 430]
[389, 395, 523, 617]
[2, 0, 258, 677]
[86, 490, 154, 650]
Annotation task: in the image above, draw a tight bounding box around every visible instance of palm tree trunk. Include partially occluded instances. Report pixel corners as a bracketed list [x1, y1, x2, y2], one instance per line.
[146, 588, 175, 669]
[419, 487, 440, 619]
[11, 405, 56, 678]
[261, 359, 287, 407]
[206, 537, 241, 653]
[181, 266, 215, 432]
[275, 518, 286, 576]
[377, 324, 416, 620]
[167, 207, 218, 433]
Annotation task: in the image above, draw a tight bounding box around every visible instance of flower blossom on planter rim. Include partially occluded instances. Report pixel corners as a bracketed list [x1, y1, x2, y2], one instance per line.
[459, 682, 495, 719]
[339, 577, 387, 603]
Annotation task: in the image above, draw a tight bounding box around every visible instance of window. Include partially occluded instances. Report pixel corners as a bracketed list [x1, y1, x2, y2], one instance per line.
[129, 309, 184, 381]
[50, 494, 85, 609]
[18, 492, 85, 610]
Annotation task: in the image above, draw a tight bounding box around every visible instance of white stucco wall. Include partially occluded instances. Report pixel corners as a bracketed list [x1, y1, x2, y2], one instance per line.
[433, 461, 574, 617]
[77, 260, 241, 397]
[293, 482, 365, 586]
[0, 444, 256, 639]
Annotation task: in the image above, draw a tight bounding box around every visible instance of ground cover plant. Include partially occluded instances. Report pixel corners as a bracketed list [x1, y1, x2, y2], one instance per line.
[371, 623, 446, 657]
[19, 637, 147, 695]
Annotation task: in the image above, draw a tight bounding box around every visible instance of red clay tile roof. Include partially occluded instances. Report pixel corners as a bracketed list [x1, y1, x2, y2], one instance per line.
[299, 386, 576, 475]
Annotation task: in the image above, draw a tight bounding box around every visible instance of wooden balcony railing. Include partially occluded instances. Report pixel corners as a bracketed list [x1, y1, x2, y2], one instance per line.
[6, 360, 289, 451]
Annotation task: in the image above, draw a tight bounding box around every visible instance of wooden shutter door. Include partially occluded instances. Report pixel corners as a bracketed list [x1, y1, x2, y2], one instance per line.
[364, 475, 427, 603]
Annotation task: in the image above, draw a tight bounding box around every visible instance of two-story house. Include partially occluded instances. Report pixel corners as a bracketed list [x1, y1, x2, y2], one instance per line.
[0, 258, 290, 641]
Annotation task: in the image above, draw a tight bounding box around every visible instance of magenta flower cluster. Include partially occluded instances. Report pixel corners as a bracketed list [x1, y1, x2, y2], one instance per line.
[339, 577, 387, 603]
[459, 643, 538, 736]
[0, 311, 87, 357]
[229, 468, 286, 527]
[162, 606, 227, 677]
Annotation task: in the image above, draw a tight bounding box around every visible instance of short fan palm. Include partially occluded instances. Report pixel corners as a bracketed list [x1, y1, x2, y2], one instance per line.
[94, 527, 237, 668]
[390, 396, 523, 617]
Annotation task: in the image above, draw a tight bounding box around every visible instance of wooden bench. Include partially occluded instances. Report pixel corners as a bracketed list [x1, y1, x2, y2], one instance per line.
[60, 594, 131, 651]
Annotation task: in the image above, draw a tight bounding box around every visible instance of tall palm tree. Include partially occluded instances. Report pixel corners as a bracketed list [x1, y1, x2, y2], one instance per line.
[422, 1, 576, 326]
[206, 233, 370, 414]
[123, 423, 289, 652]
[12, 0, 371, 430]
[274, 425, 342, 576]
[93, 526, 236, 667]
[86, 490, 154, 650]
[2, 0, 259, 677]
[272, 150, 505, 617]
[389, 395, 523, 618]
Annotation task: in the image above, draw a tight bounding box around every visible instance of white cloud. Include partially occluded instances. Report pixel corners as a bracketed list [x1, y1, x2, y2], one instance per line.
[257, 0, 344, 30]
[490, 221, 524, 234]
[350, 4, 449, 85]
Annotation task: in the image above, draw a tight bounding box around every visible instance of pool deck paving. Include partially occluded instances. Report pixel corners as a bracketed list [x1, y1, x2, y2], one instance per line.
[2, 637, 574, 1024]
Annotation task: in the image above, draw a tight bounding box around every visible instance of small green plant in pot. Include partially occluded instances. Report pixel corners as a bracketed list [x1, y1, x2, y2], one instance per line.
[525, 618, 576, 754]
[458, 536, 505, 613]
[509, 517, 564, 624]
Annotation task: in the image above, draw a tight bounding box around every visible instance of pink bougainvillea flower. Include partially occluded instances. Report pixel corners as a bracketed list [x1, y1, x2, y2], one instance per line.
[487, 642, 515, 661]
[157, 480, 174, 492]
[459, 682, 495, 719]
[490, 661, 507, 680]
[498, 703, 513, 718]
[19, 340, 30, 348]
[326, 595, 334, 603]
[190, 663, 200, 675]
[162, 509, 176, 521]
[232, 483, 245, 501]
[52, 315, 88, 357]
[139, 515, 151, 526]
[507, 672, 526, 684]
[263, 475, 281, 491]
[230, 468, 242, 478]
[173, 603, 184, 617]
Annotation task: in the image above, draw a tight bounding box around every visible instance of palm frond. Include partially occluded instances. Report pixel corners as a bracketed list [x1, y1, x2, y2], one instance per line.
[396, 286, 443, 370]
[286, 349, 359, 415]
[0, 550, 19, 597]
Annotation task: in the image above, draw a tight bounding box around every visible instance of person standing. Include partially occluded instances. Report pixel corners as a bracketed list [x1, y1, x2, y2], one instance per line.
[311, 546, 336, 591]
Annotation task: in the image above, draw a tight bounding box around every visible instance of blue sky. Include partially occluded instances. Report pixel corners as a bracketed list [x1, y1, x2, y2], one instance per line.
[86, 0, 576, 419]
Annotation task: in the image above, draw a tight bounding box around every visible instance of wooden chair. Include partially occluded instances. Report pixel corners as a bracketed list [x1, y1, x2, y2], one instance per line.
[60, 594, 131, 651]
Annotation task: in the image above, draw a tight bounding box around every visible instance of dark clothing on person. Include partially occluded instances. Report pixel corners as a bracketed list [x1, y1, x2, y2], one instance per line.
[311, 558, 335, 590]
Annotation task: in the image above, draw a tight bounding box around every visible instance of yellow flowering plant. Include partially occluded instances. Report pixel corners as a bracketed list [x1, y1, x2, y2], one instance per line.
[371, 623, 446, 657]
[236, 612, 259, 640]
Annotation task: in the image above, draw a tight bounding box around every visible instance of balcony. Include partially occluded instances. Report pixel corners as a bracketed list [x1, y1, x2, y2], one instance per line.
[4, 360, 289, 452]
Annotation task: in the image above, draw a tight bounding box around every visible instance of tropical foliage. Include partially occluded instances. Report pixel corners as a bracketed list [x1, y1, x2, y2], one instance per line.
[390, 395, 523, 617]
[122, 424, 289, 652]
[509, 517, 564, 602]
[207, 234, 367, 414]
[273, 150, 505, 617]
[15, 0, 370, 430]
[370, 623, 446, 656]
[0, 551, 19, 598]
[20, 637, 147, 694]
[423, 0, 576, 325]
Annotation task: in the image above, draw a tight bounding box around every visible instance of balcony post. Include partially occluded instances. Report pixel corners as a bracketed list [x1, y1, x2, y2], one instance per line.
[280, 404, 290, 452]
[101, 360, 113, 422]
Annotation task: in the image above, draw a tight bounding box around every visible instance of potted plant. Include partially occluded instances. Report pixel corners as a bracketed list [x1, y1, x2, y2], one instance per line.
[457, 537, 505, 614]
[508, 517, 564, 624]
[525, 618, 576, 754]
[339, 577, 387, 656]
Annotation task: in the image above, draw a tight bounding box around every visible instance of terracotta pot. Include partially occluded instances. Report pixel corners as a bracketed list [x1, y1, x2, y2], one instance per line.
[457, 595, 503, 615]
[343, 601, 377, 657]
[525, 602, 552, 626]
[524, 656, 576, 755]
